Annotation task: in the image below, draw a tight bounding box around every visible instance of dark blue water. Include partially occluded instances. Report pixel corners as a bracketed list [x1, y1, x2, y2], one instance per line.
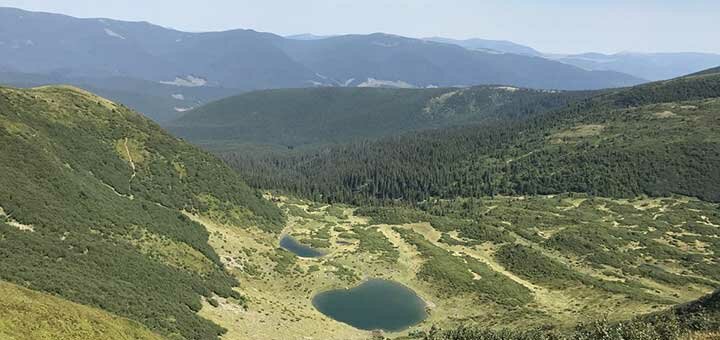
[280, 235, 324, 258]
[312, 279, 427, 331]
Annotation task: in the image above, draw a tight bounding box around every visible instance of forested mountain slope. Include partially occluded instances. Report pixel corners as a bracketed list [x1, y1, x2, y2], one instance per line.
[593, 69, 720, 108]
[170, 86, 599, 149]
[0, 85, 284, 339]
[221, 68, 720, 204]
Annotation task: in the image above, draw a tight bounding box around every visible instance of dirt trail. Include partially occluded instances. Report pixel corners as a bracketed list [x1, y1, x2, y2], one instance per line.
[123, 138, 136, 184]
[376, 225, 425, 275]
[451, 243, 577, 314]
[0, 206, 35, 232]
[100, 181, 134, 200]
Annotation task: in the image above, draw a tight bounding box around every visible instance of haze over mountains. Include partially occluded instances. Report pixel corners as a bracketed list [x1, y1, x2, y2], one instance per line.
[548, 52, 720, 82]
[2, 6, 717, 124]
[285, 34, 720, 83]
[422, 37, 720, 81]
[0, 6, 648, 122]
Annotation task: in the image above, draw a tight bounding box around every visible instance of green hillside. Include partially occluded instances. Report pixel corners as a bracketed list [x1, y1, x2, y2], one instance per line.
[421, 290, 720, 340]
[592, 68, 720, 108]
[169, 86, 598, 149]
[222, 68, 720, 205]
[0, 280, 163, 340]
[0, 86, 284, 339]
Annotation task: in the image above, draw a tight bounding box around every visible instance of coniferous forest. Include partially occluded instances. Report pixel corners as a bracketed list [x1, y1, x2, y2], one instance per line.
[220, 71, 720, 206]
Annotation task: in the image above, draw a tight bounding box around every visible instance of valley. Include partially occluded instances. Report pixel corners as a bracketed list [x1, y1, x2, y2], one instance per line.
[177, 68, 719, 339]
[180, 193, 718, 339]
[0, 4, 719, 337]
[2, 68, 719, 340]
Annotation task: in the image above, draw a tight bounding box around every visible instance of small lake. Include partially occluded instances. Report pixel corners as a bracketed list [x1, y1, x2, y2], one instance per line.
[312, 279, 427, 332]
[280, 234, 324, 258]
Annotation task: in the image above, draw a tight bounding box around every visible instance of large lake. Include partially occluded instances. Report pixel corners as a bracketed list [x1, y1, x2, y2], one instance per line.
[312, 279, 427, 331]
[279, 234, 324, 258]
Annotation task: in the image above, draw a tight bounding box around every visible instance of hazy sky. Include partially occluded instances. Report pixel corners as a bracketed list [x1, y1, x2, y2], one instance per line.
[2, 0, 719, 54]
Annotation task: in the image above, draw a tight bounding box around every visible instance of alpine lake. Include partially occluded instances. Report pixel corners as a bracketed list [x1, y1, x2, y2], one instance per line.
[280, 235, 428, 331]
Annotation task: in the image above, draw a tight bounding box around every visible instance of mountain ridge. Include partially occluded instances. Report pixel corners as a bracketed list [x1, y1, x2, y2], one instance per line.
[420, 35, 720, 81]
[0, 7, 644, 122]
[548, 51, 720, 81]
[169, 85, 601, 149]
[423, 37, 543, 56]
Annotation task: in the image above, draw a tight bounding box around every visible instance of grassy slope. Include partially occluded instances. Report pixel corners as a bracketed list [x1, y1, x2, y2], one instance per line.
[169, 86, 598, 149]
[0, 280, 163, 340]
[358, 195, 720, 307]
[420, 289, 720, 339]
[0, 85, 284, 339]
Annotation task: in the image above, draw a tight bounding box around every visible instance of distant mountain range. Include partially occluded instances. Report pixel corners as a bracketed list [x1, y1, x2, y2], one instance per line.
[0, 7, 643, 122]
[548, 52, 720, 81]
[2, 6, 717, 123]
[285, 35, 720, 82]
[424, 37, 720, 82]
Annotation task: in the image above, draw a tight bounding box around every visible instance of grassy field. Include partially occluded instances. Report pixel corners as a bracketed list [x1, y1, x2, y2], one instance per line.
[186, 194, 719, 339]
[0, 281, 163, 340]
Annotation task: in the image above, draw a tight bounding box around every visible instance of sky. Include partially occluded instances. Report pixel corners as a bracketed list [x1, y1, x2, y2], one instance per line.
[1, 0, 719, 54]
